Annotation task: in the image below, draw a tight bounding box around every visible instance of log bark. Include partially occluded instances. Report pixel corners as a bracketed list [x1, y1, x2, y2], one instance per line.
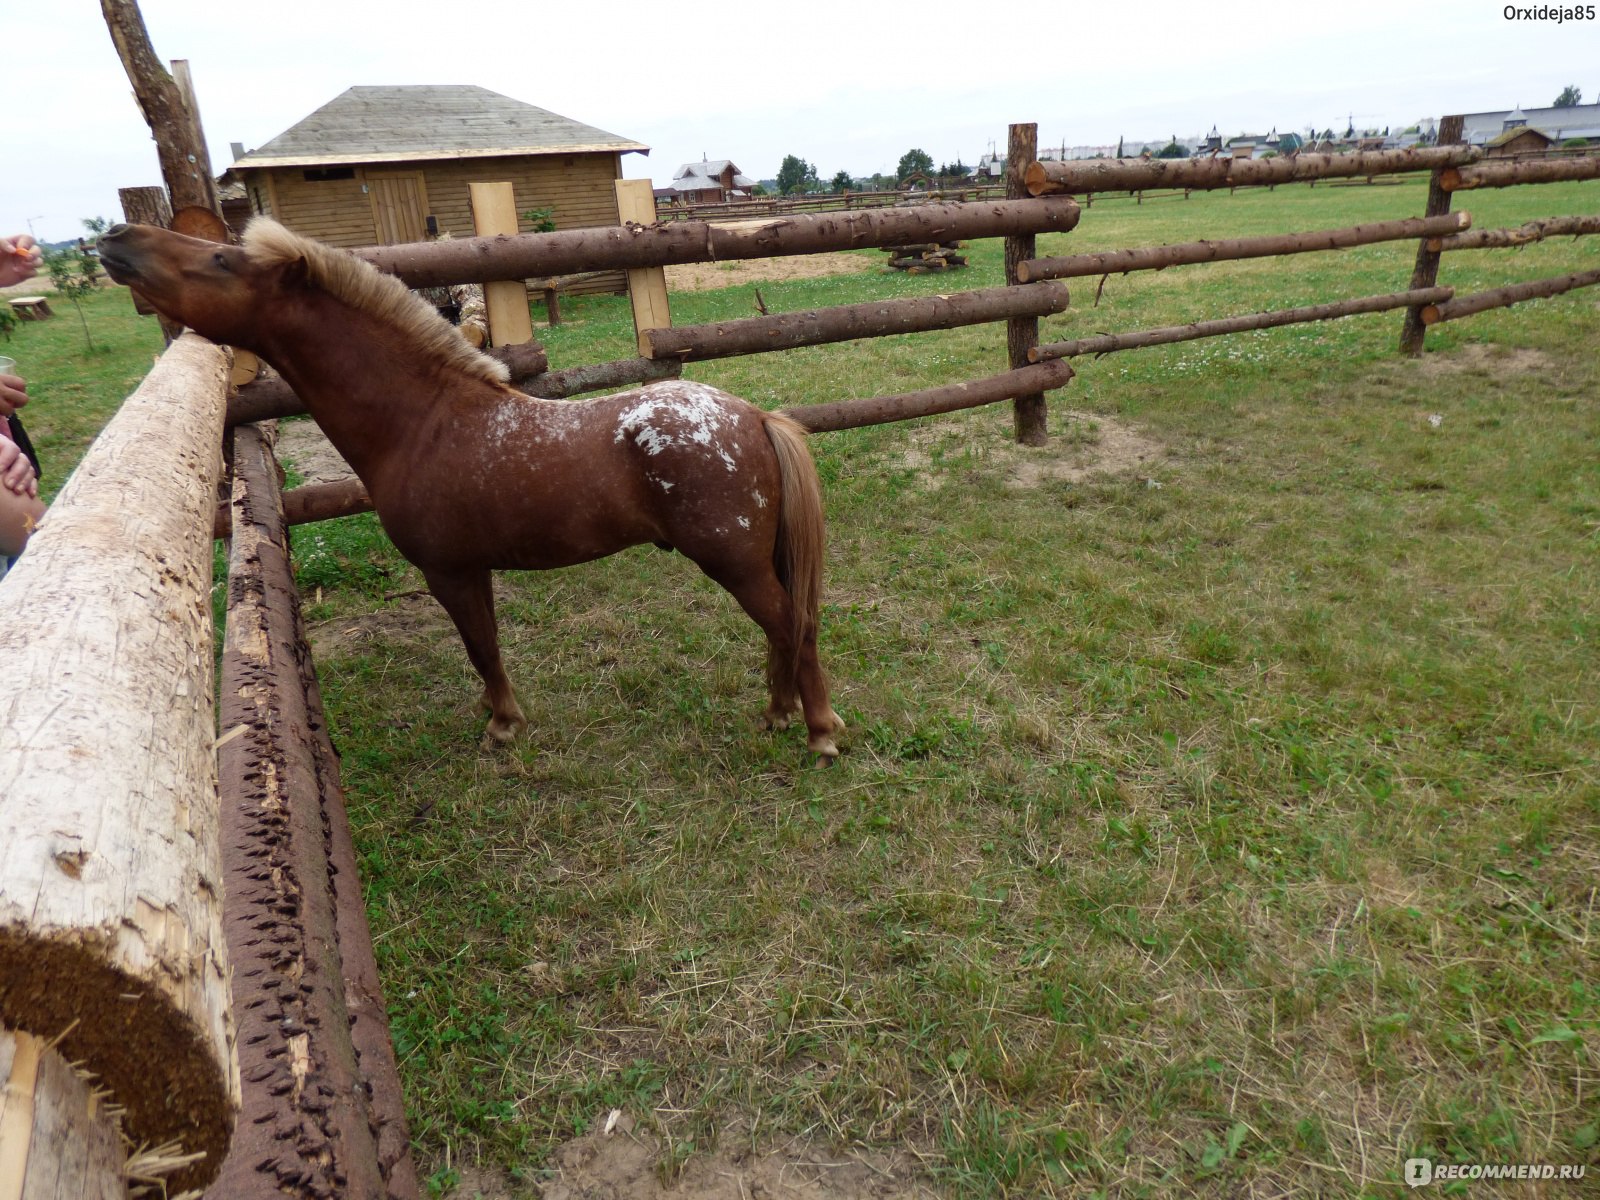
[100, 2, 219, 214]
[644, 282, 1070, 362]
[214, 476, 372, 539]
[359, 198, 1082, 288]
[521, 356, 681, 398]
[0, 1028, 126, 1200]
[208, 423, 415, 1199]
[1430, 214, 1600, 251]
[1024, 145, 1480, 196]
[1018, 213, 1471, 282]
[784, 360, 1073, 433]
[1007, 123, 1047, 445]
[1399, 116, 1465, 356]
[0, 335, 237, 1195]
[1420, 268, 1600, 324]
[1440, 156, 1600, 191]
[1031, 288, 1454, 361]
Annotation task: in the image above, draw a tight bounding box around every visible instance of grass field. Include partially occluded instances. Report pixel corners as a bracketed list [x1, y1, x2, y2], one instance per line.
[9, 177, 1599, 1197]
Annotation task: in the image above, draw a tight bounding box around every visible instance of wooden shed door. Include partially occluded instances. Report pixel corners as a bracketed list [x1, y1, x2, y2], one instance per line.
[366, 171, 430, 244]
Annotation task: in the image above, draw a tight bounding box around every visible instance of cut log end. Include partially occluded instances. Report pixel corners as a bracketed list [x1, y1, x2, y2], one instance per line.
[1420, 305, 1443, 326]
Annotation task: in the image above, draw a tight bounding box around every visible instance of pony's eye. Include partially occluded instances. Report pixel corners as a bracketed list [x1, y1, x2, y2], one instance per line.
[213, 252, 230, 272]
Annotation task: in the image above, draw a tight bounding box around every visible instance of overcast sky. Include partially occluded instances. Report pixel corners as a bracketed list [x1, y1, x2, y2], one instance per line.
[3, 1, 1596, 244]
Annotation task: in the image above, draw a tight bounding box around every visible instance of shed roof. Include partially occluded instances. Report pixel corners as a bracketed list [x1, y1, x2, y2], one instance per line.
[230, 85, 649, 170]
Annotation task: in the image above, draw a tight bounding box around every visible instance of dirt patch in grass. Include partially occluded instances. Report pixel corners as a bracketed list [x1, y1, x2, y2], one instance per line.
[891, 408, 1166, 490]
[665, 253, 875, 293]
[444, 1114, 935, 1199]
[278, 416, 356, 484]
[1403, 342, 1554, 379]
[306, 590, 449, 661]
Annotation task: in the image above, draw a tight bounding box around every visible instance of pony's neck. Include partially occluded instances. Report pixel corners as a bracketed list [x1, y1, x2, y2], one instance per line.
[258, 292, 476, 482]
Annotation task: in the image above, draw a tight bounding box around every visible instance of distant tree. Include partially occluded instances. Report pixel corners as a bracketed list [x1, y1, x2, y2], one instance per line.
[751, 183, 769, 196]
[47, 238, 103, 351]
[896, 148, 933, 181]
[776, 154, 819, 195]
[939, 159, 970, 179]
[1156, 140, 1186, 159]
[1116, 135, 1125, 157]
[1554, 84, 1583, 107]
[830, 169, 854, 193]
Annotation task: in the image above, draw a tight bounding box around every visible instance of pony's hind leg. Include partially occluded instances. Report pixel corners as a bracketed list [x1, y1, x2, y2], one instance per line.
[703, 562, 841, 761]
[421, 567, 527, 748]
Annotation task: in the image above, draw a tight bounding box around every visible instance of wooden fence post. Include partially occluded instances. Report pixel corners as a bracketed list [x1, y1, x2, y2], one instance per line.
[1399, 114, 1465, 355]
[615, 178, 672, 356]
[468, 182, 537, 348]
[1006, 122, 1048, 445]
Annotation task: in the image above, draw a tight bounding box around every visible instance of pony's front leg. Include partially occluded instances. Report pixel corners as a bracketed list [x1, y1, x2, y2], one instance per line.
[421, 567, 527, 748]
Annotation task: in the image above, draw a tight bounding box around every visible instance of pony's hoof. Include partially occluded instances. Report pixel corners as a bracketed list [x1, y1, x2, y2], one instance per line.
[808, 735, 840, 763]
[760, 711, 791, 732]
[828, 709, 846, 733]
[479, 717, 526, 750]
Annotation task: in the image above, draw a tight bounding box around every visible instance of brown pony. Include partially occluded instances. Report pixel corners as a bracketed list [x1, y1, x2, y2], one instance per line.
[98, 220, 843, 759]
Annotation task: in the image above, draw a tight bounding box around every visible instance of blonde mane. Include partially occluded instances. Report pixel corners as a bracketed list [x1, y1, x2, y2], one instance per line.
[242, 218, 510, 385]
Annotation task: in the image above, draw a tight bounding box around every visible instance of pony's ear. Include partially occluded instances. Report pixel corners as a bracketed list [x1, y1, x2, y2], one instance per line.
[280, 254, 311, 288]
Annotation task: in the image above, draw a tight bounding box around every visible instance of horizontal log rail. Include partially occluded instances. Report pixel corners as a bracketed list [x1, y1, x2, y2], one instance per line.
[1440, 156, 1600, 191]
[783, 360, 1074, 432]
[1430, 215, 1600, 251]
[1023, 146, 1480, 196]
[215, 477, 371, 540]
[1029, 287, 1454, 361]
[1421, 267, 1600, 324]
[1017, 213, 1471, 282]
[359, 198, 1081, 288]
[644, 281, 1071, 362]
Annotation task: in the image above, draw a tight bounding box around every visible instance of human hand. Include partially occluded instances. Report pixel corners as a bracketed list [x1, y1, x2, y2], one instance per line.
[0, 373, 27, 420]
[0, 235, 42, 288]
[0, 437, 37, 498]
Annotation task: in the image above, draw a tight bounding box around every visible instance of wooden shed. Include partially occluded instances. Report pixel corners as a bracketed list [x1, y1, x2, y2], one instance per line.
[223, 84, 649, 293]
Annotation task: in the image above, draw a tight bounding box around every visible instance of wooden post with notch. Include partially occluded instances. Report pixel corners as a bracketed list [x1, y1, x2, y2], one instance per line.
[615, 178, 672, 356]
[1006, 123, 1048, 445]
[1398, 114, 1465, 356]
[468, 182, 537, 348]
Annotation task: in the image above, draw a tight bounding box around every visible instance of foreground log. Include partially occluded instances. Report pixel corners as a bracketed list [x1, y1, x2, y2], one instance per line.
[1430, 214, 1600, 251]
[0, 335, 237, 1194]
[211, 423, 416, 1198]
[360, 198, 1082, 288]
[784, 360, 1074, 433]
[1018, 213, 1471, 281]
[1420, 268, 1600, 324]
[1030, 288, 1454, 361]
[1024, 146, 1479, 196]
[0, 1027, 126, 1200]
[1440, 156, 1600, 191]
[644, 281, 1070, 362]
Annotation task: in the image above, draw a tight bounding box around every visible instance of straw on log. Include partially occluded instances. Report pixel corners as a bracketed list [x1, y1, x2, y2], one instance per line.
[0, 334, 238, 1195]
[1017, 213, 1470, 282]
[0, 1027, 126, 1200]
[1029, 288, 1454, 361]
[644, 282, 1070, 362]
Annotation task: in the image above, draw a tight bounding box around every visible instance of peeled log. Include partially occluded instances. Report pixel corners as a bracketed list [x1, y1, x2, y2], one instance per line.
[1024, 146, 1479, 196]
[0, 334, 237, 1194]
[1018, 213, 1470, 281]
[1030, 288, 1454, 361]
[644, 282, 1070, 362]
[1421, 267, 1600, 324]
[784, 360, 1074, 433]
[359, 198, 1082, 288]
[1430, 214, 1600, 251]
[1440, 156, 1600, 191]
[0, 1027, 125, 1200]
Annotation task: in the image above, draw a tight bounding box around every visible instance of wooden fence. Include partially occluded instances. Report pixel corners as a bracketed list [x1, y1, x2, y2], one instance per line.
[6, 96, 1597, 1193]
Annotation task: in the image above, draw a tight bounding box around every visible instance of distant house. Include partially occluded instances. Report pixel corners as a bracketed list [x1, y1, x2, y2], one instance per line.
[1459, 102, 1600, 146]
[975, 152, 1006, 179]
[224, 84, 648, 294]
[1487, 125, 1555, 156]
[663, 158, 755, 204]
